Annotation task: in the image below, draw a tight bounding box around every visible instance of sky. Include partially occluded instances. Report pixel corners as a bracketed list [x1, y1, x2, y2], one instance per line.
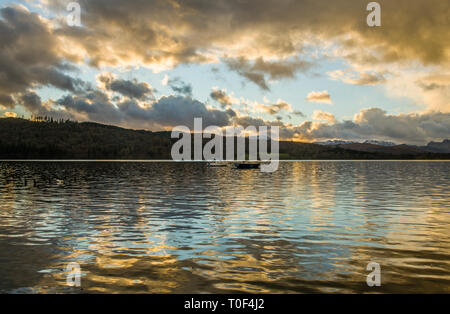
[0, 0, 448, 145]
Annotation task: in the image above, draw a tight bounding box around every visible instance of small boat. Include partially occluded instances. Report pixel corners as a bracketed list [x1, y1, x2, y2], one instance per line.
[234, 161, 261, 169]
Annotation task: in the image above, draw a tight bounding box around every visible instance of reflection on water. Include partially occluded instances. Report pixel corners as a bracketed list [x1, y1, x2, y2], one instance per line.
[0, 161, 449, 293]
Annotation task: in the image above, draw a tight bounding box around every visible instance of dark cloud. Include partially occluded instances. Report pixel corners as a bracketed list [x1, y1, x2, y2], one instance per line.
[146, 96, 231, 128]
[0, 94, 15, 108]
[58, 90, 123, 123]
[210, 89, 233, 108]
[29, 67, 86, 91]
[0, 6, 82, 100]
[54, 91, 233, 129]
[44, 0, 450, 71]
[18, 91, 74, 120]
[233, 116, 277, 128]
[167, 77, 193, 97]
[226, 108, 237, 117]
[18, 91, 43, 112]
[265, 101, 292, 115]
[98, 74, 155, 100]
[1, 0, 447, 107]
[224, 57, 312, 90]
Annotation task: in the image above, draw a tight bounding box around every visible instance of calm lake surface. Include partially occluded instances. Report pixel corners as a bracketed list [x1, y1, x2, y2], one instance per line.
[0, 161, 449, 293]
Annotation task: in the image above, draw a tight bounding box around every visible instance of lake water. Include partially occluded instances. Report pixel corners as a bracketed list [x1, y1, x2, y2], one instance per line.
[0, 161, 449, 293]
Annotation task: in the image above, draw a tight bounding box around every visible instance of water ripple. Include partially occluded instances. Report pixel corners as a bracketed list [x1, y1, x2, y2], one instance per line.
[0, 161, 449, 293]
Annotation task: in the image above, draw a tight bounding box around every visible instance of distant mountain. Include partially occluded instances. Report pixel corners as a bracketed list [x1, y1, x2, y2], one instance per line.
[363, 140, 397, 146]
[0, 118, 448, 160]
[315, 140, 357, 146]
[422, 139, 450, 154]
[316, 139, 397, 146]
[315, 138, 450, 155]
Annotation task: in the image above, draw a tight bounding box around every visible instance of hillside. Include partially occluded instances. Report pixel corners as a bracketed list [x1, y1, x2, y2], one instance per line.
[0, 118, 174, 159]
[0, 118, 448, 160]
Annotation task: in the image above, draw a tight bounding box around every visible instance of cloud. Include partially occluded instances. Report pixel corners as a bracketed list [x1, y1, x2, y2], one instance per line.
[306, 91, 332, 104]
[210, 89, 305, 119]
[53, 91, 234, 130]
[348, 108, 449, 144]
[295, 109, 449, 145]
[312, 110, 336, 123]
[148, 96, 232, 128]
[292, 111, 306, 118]
[417, 74, 450, 91]
[224, 57, 312, 90]
[0, 6, 83, 99]
[0, 94, 15, 109]
[57, 90, 123, 123]
[269, 101, 291, 114]
[167, 77, 193, 97]
[42, 0, 449, 72]
[1, 1, 448, 146]
[328, 69, 386, 86]
[98, 73, 155, 100]
[382, 71, 450, 113]
[2, 0, 447, 102]
[212, 89, 300, 117]
[18, 91, 43, 112]
[258, 100, 294, 115]
[415, 75, 450, 113]
[233, 115, 285, 128]
[13, 81, 450, 144]
[161, 74, 169, 86]
[210, 89, 233, 108]
[229, 108, 449, 145]
[17, 91, 74, 120]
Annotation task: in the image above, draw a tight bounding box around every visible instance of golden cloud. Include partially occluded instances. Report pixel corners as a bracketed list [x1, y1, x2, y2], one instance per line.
[312, 110, 336, 123]
[43, 0, 449, 70]
[306, 91, 332, 104]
